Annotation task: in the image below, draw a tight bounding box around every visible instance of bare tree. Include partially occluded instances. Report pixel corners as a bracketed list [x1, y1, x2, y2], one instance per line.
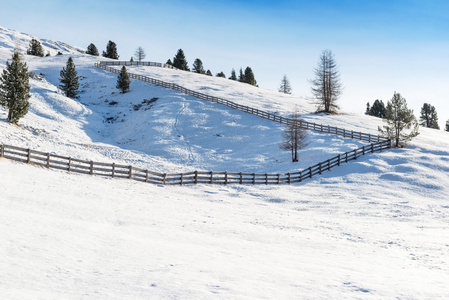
[310, 49, 342, 114]
[134, 46, 146, 63]
[279, 108, 309, 162]
[278, 74, 292, 94]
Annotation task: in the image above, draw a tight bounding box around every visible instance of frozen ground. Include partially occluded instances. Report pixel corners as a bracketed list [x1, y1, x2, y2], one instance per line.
[1, 26, 449, 299]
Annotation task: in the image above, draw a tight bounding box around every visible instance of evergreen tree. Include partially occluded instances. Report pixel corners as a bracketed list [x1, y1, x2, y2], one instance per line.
[229, 69, 237, 80]
[278, 74, 292, 94]
[130, 57, 134, 62]
[243, 67, 257, 86]
[445, 120, 449, 132]
[366, 99, 386, 118]
[86, 43, 99, 56]
[172, 49, 189, 71]
[166, 59, 172, 66]
[216, 71, 226, 78]
[59, 57, 79, 99]
[419, 103, 439, 129]
[192, 58, 205, 74]
[116, 66, 131, 93]
[378, 92, 419, 147]
[365, 102, 371, 115]
[206, 70, 212, 76]
[238, 68, 244, 82]
[0, 52, 31, 124]
[27, 39, 44, 57]
[102, 40, 119, 59]
[310, 49, 342, 114]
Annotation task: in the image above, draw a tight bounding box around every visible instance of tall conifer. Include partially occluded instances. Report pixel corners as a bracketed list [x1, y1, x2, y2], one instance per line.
[172, 49, 189, 71]
[59, 57, 79, 99]
[0, 52, 31, 123]
[116, 66, 131, 93]
[102, 41, 119, 59]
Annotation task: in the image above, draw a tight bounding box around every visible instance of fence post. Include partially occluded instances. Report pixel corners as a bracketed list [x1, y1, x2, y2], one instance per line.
[128, 166, 133, 179]
[239, 172, 243, 184]
[345, 152, 348, 163]
[163, 173, 167, 185]
[90, 161, 94, 175]
[309, 167, 312, 178]
[225, 171, 228, 184]
[46, 153, 50, 168]
[0, 144, 3, 157]
[362, 146, 365, 155]
[319, 162, 322, 174]
[27, 149, 31, 164]
[180, 173, 183, 185]
[338, 154, 341, 166]
[68, 157, 71, 171]
[252, 173, 256, 184]
[210, 171, 213, 184]
[146, 170, 149, 183]
[112, 163, 115, 178]
[194, 171, 198, 184]
[288, 173, 291, 184]
[265, 174, 268, 185]
[277, 174, 280, 184]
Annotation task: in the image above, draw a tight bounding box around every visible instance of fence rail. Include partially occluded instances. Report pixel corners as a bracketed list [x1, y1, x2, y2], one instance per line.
[99, 60, 178, 70]
[95, 61, 388, 143]
[0, 140, 391, 185]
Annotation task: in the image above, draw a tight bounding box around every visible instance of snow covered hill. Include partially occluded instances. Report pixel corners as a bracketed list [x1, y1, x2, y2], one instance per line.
[1, 26, 449, 299]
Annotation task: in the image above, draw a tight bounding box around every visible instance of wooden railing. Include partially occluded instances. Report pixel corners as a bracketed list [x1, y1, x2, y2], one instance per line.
[0, 140, 391, 185]
[99, 60, 178, 70]
[95, 61, 387, 143]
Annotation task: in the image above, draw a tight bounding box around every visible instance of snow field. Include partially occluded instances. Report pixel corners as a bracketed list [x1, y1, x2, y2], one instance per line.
[1, 25, 449, 299]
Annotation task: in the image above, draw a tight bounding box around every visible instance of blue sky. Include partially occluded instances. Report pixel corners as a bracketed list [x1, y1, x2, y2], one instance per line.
[2, 0, 448, 126]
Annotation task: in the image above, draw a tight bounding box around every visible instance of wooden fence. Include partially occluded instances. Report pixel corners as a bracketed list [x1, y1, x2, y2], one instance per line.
[0, 140, 391, 185]
[95, 61, 388, 143]
[100, 60, 178, 70]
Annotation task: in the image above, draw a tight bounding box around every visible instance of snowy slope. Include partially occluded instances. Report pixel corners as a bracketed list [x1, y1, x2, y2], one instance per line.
[1, 26, 449, 299]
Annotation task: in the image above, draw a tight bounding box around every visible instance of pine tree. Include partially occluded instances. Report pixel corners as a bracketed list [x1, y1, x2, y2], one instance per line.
[130, 57, 134, 62]
[172, 49, 189, 71]
[367, 99, 386, 118]
[206, 70, 212, 76]
[86, 43, 99, 56]
[243, 67, 257, 86]
[192, 58, 205, 74]
[166, 59, 172, 66]
[310, 49, 342, 114]
[378, 92, 419, 147]
[102, 40, 119, 59]
[216, 71, 226, 78]
[445, 120, 449, 132]
[229, 69, 237, 80]
[238, 68, 244, 82]
[27, 39, 44, 57]
[59, 57, 79, 99]
[365, 102, 371, 115]
[279, 108, 309, 162]
[278, 74, 292, 94]
[116, 66, 131, 93]
[419, 103, 439, 129]
[0, 52, 31, 124]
